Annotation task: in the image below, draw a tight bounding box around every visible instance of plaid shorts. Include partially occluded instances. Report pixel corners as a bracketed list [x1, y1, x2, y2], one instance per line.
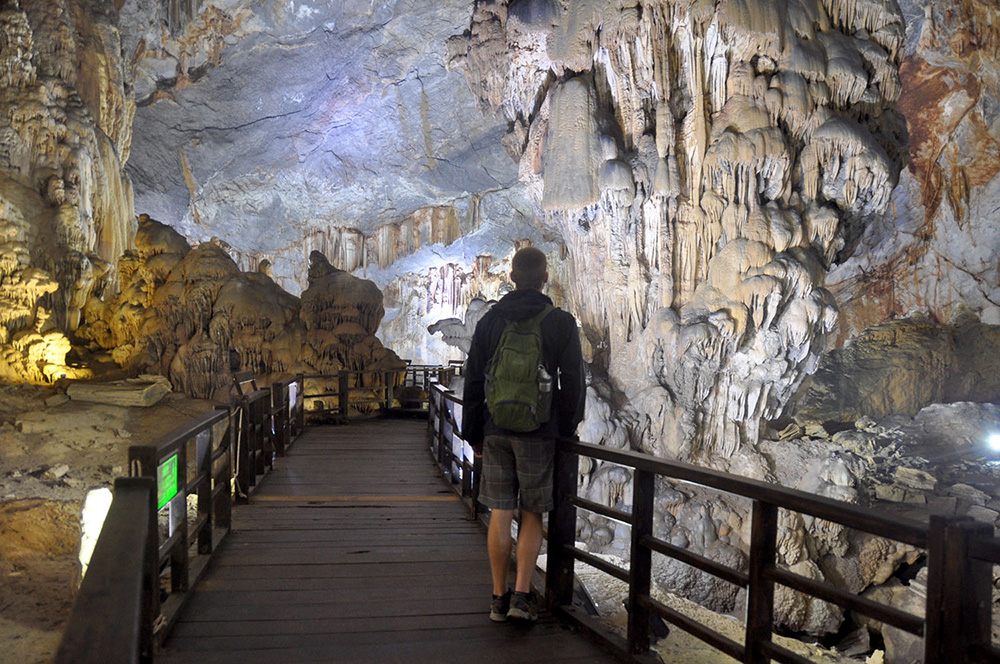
[480, 433, 555, 513]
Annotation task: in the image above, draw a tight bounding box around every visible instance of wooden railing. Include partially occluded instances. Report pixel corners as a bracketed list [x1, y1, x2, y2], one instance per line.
[301, 367, 453, 419]
[425, 384, 999, 664]
[965, 532, 1000, 662]
[548, 441, 997, 663]
[56, 372, 305, 662]
[127, 407, 233, 645]
[55, 477, 157, 664]
[428, 383, 479, 516]
[235, 374, 304, 499]
[301, 370, 392, 418]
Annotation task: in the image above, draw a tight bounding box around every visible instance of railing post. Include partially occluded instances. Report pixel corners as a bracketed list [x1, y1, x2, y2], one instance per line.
[461, 442, 473, 499]
[547, 438, 578, 609]
[261, 388, 274, 471]
[438, 394, 451, 468]
[196, 429, 212, 555]
[215, 405, 233, 529]
[471, 452, 482, 520]
[339, 371, 350, 419]
[126, 453, 160, 659]
[627, 469, 655, 655]
[272, 383, 287, 457]
[170, 439, 189, 593]
[295, 373, 305, 434]
[427, 386, 437, 442]
[236, 395, 250, 502]
[925, 516, 993, 664]
[386, 370, 395, 410]
[745, 500, 778, 664]
[138, 477, 157, 664]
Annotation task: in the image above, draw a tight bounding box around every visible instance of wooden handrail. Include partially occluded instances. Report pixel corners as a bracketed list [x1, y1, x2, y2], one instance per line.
[301, 368, 441, 420]
[56, 478, 156, 664]
[563, 438, 928, 548]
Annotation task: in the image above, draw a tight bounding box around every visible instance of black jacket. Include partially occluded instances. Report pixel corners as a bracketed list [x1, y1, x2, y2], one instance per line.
[462, 289, 585, 449]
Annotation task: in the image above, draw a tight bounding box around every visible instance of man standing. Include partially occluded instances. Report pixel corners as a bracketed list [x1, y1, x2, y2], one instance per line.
[463, 246, 586, 623]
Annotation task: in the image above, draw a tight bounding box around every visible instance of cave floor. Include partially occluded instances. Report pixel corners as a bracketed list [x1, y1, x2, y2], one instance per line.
[158, 418, 617, 663]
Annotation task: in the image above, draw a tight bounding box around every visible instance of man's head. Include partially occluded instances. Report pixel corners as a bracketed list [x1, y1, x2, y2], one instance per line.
[510, 247, 548, 291]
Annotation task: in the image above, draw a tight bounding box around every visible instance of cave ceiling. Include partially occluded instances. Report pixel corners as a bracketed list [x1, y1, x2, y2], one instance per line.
[122, 0, 523, 278]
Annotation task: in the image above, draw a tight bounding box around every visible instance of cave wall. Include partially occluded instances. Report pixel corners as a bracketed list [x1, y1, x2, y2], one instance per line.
[827, 0, 1000, 338]
[118, 0, 528, 296]
[110, 0, 999, 459]
[451, 0, 909, 462]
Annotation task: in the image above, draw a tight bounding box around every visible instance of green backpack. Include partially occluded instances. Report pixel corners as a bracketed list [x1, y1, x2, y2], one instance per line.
[485, 305, 555, 432]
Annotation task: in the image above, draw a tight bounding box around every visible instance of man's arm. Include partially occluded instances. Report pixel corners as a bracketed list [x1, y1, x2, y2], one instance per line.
[462, 318, 489, 452]
[555, 315, 586, 438]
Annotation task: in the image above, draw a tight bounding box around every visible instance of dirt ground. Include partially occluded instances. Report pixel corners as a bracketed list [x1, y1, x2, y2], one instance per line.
[0, 384, 215, 664]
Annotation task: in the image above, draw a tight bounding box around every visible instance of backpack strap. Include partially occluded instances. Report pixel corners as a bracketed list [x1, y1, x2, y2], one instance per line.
[528, 304, 555, 327]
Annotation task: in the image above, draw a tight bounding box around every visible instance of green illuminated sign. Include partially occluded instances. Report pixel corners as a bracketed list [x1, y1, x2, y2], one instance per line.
[157, 454, 179, 510]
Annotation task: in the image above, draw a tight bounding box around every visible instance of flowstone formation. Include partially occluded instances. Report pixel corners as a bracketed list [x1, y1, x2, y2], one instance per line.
[450, 0, 914, 639]
[77, 216, 403, 400]
[452, 0, 906, 462]
[0, 0, 134, 383]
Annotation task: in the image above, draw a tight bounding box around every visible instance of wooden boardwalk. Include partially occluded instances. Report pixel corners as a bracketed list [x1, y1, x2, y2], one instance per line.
[159, 418, 616, 663]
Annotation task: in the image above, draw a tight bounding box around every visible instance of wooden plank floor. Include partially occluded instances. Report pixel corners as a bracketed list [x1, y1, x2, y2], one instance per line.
[159, 418, 616, 663]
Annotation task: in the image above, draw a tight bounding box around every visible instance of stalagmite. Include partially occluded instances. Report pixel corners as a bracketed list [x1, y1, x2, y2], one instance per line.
[78, 218, 402, 400]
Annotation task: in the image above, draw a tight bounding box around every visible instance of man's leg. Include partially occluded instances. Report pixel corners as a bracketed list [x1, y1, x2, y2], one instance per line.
[514, 510, 543, 593]
[488, 508, 514, 596]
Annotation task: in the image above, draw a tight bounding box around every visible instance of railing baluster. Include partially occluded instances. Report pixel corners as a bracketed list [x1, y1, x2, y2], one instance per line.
[386, 370, 395, 410]
[272, 382, 287, 457]
[745, 501, 778, 664]
[294, 373, 305, 434]
[627, 468, 655, 656]
[925, 516, 994, 664]
[339, 371, 350, 419]
[196, 428, 212, 555]
[237, 394, 250, 500]
[547, 441, 578, 609]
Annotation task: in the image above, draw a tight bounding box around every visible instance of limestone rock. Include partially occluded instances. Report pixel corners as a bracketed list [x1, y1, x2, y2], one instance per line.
[949, 482, 990, 506]
[893, 466, 936, 490]
[44, 394, 69, 408]
[67, 375, 172, 407]
[828, 0, 1000, 339]
[427, 297, 494, 355]
[790, 316, 1000, 423]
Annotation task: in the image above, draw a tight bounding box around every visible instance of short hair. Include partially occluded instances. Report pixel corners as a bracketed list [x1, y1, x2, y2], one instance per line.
[511, 247, 547, 290]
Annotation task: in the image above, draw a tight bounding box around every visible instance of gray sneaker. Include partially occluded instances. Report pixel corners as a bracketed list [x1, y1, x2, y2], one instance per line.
[506, 591, 537, 622]
[490, 591, 511, 622]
